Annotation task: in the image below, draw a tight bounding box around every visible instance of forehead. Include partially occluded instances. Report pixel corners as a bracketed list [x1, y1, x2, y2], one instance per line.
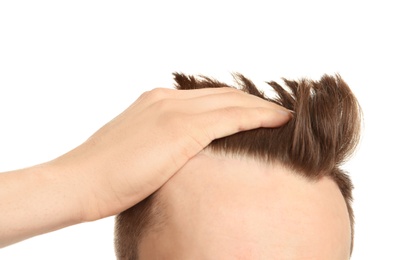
[152, 151, 351, 259]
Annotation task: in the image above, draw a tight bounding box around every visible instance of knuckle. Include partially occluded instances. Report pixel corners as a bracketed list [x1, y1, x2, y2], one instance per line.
[220, 106, 261, 131]
[142, 88, 172, 102]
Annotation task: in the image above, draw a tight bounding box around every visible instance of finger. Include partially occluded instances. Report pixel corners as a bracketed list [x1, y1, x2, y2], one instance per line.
[142, 87, 240, 101]
[132, 87, 241, 111]
[174, 87, 242, 98]
[195, 106, 293, 143]
[171, 91, 291, 115]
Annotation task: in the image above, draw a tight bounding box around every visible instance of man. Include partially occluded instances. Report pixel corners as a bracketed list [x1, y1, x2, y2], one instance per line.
[115, 73, 361, 259]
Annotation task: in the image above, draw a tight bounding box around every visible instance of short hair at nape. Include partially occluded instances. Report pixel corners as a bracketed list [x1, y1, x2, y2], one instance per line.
[115, 72, 362, 259]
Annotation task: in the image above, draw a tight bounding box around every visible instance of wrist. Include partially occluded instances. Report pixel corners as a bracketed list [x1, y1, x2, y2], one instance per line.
[47, 151, 127, 223]
[42, 160, 90, 224]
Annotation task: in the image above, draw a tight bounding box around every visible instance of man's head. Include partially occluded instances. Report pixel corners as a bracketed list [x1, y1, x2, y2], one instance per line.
[115, 73, 361, 259]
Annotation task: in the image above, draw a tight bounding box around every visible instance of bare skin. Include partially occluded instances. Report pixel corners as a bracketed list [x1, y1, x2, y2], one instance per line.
[139, 151, 351, 260]
[0, 87, 292, 248]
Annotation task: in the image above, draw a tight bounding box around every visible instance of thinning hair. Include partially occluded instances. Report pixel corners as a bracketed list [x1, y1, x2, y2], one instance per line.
[115, 73, 361, 259]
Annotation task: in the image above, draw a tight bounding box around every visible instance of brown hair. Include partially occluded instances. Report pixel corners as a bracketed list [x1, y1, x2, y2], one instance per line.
[115, 73, 361, 259]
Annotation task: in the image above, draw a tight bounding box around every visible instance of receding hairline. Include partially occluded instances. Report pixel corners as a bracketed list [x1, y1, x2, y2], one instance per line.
[138, 151, 352, 259]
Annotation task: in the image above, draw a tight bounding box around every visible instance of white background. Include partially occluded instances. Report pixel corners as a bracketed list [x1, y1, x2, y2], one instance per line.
[0, 1, 405, 259]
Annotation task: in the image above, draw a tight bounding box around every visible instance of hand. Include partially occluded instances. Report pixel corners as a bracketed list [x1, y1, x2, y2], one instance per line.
[0, 87, 291, 247]
[50, 87, 292, 222]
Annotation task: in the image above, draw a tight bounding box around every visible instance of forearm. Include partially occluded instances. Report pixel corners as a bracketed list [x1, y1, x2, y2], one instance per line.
[0, 163, 85, 248]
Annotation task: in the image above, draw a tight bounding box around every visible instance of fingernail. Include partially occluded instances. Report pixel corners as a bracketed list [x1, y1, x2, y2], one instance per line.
[277, 109, 295, 118]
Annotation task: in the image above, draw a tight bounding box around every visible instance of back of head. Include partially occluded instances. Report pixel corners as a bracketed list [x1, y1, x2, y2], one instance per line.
[115, 73, 361, 259]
